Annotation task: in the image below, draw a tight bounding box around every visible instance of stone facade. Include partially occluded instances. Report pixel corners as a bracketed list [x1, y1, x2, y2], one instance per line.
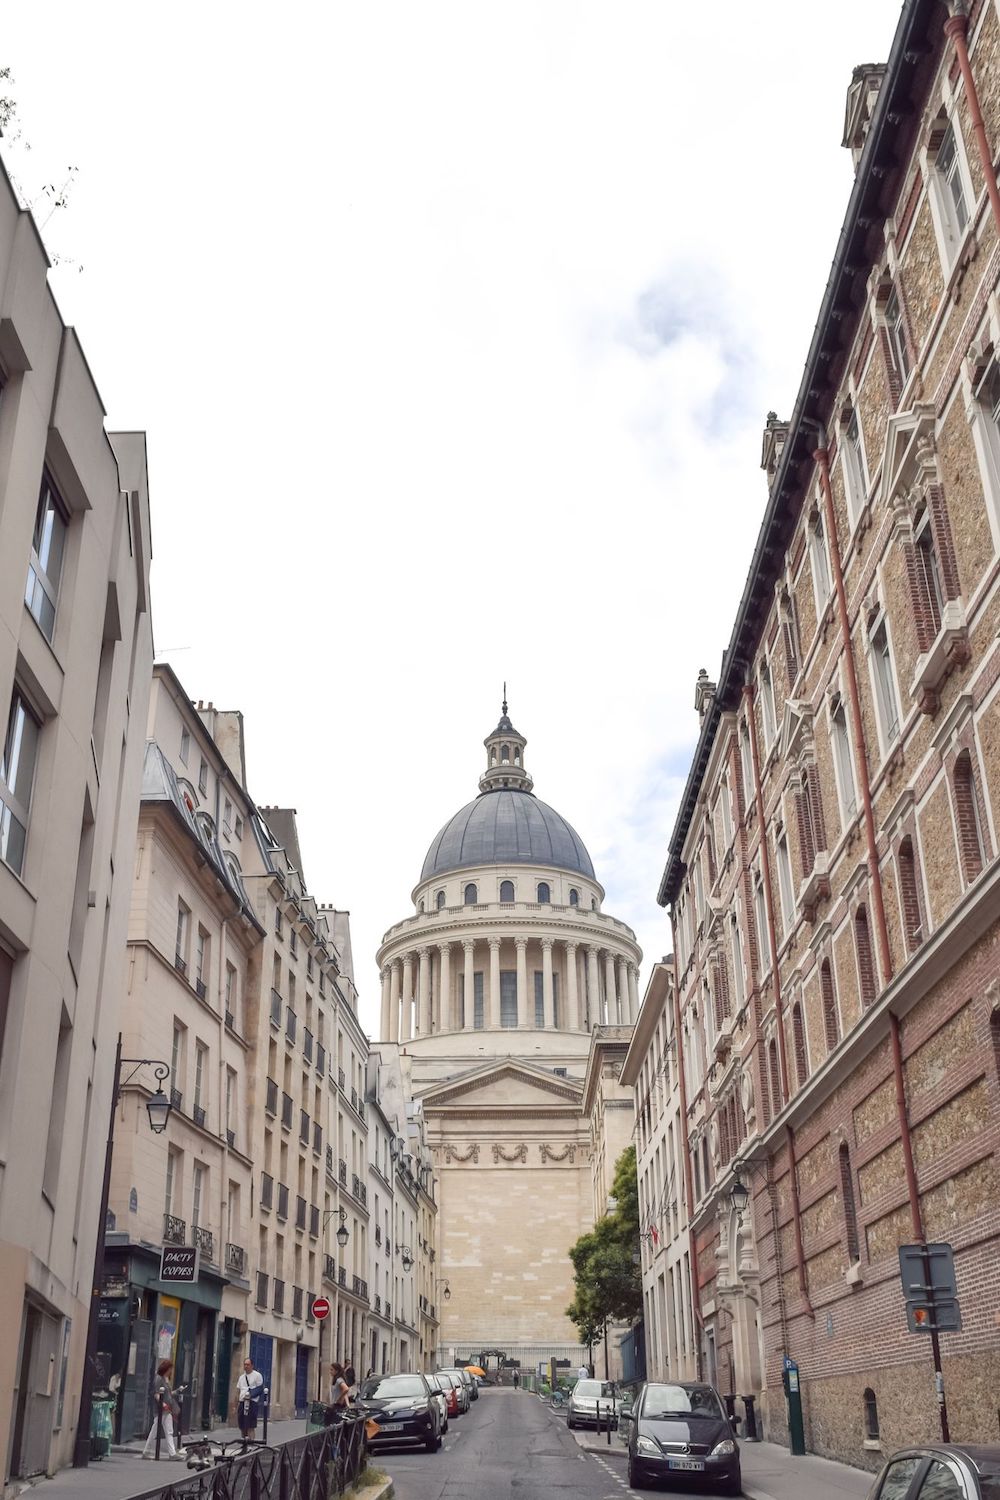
[652, 0, 1000, 1470]
[0, 160, 154, 1484]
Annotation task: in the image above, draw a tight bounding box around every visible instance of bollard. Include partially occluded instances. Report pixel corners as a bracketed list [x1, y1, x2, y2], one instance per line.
[724, 1393, 737, 1425]
[154, 1396, 164, 1460]
[262, 1387, 269, 1446]
[742, 1393, 760, 1442]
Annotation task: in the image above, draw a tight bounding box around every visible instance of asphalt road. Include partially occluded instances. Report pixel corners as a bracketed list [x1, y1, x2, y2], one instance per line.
[382, 1387, 739, 1500]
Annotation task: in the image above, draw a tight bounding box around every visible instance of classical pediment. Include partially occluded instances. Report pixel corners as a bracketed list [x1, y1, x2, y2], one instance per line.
[883, 402, 937, 504]
[418, 1056, 584, 1114]
[780, 700, 813, 762]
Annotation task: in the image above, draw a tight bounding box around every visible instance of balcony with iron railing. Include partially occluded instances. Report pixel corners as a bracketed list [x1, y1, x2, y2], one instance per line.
[265, 1078, 278, 1116]
[193, 1225, 214, 1260]
[351, 1174, 367, 1207]
[351, 1087, 358, 1111]
[309, 1204, 320, 1238]
[272, 1278, 285, 1314]
[313, 1121, 322, 1155]
[175, 953, 187, 978]
[270, 988, 282, 1026]
[375, 1226, 382, 1246]
[170, 1088, 183, 1112]
[277, 1183, 289, 1220]
[256, 1271, 269, 1308]
[384, 1300, 391, 1319]
[374, 1294, 382, 1313]
[226, 1243, 246, 1277]
[303, 1028, 313, 1063]
[195, 977, 207, 1000]
[226, 1128, 235, 1148]
[281, 1092, 293, 1129]
[316, 1043, 326, 1075]
[324, 1254, 336, 1282]
[225, 1008, 236, 1030]
[338, 1159, 347, 1185]
[286, 1008, 297, 1044]
[163, 1213, 186, 1245]
[337, 1265, 347, 1287]
[295, 1196, 306, 1231]
[299, 1110, 310, 1146]
[338, 1067, 345, 1090]
[325, 1145, 335, 1180]
[260, 1173, 273, 1210]
[193, 1104, 206, 1128]
[352, 1275, 368, 1300]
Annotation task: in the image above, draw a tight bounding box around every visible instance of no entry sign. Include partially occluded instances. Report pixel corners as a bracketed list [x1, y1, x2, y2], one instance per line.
[311, 1296, 331, 1321]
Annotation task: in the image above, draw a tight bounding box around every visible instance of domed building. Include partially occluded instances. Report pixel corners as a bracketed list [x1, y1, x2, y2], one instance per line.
[376, 703, 641, 1371]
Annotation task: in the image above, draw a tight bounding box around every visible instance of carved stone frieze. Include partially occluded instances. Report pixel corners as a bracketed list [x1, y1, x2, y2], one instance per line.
[539, 1143, 576, 1163]
[443, 1144, 480, 1164]
[492, 1143, 527, 1164]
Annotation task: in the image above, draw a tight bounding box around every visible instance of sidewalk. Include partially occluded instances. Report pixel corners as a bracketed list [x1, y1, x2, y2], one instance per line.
[28, 1419, 307, 1500]
[741, 1439, 873, 1500]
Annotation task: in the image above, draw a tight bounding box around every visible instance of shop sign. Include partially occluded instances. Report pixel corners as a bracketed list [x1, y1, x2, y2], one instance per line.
[159, 1244, 200, 1283]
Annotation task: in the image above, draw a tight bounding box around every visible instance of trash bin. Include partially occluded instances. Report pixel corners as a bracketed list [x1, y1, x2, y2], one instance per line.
[307, 1400, 327, 1433]
[90, 1397, 114, 1459]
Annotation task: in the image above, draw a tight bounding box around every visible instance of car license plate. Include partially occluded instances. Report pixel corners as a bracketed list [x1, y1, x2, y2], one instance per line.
[377, 1422, 404, 1432]
[667, 1458, 705, 1472]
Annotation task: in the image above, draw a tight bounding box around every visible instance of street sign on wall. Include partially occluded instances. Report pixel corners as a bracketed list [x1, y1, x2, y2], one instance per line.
[159, 1245, 200, 1283]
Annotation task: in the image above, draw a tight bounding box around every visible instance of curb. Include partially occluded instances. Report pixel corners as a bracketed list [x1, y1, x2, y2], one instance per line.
[350, 1481, 393, 1500]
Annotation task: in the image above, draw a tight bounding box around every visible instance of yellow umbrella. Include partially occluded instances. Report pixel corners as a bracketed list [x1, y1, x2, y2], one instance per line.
[465, 1365, 486, 1377]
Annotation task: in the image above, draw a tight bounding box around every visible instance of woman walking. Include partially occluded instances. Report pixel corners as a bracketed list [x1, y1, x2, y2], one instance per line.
[326, 1362, 351, 1424]
[142, 1359, 182, 1459]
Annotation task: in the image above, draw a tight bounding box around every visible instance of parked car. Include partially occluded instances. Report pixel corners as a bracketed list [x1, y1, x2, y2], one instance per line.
[355, 1373, 442, 1453]
[439, 1367, 477, 1404]
[566, 1379, 619, 1430]
[424, 1373, 450, 1433]
[434, 1372, 461, 1419]
[619, 1380, 740, 1495]
[436, 1370, 470, 1413]
[864, 1445, 1000, 1499]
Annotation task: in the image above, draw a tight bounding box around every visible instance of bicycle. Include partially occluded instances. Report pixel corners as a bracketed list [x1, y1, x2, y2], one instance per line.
[182, 1436, 248, 1471]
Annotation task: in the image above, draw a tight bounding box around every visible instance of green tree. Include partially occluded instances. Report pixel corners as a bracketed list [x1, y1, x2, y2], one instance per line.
[566, 1146, 642, 1339]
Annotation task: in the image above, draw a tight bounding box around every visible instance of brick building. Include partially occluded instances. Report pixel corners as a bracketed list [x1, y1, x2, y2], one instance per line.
[655, 0, 1000, 1469]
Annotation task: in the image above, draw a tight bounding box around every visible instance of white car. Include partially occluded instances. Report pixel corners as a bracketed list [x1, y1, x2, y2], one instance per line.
[566, 1379, 619, 1430]
[425, 1374, 450, 1433]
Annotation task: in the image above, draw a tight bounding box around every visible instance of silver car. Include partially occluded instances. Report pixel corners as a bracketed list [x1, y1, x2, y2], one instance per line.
[567, 1379, 619, 1430]
[425, 1373, 450, 1433]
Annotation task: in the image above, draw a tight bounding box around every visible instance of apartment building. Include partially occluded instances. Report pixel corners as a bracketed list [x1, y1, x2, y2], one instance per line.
[656, 0, 1000, 1466]
[101, 670, 260, 1440]
[622, 961, 698, 1385]
[0, 162, 154, 1482]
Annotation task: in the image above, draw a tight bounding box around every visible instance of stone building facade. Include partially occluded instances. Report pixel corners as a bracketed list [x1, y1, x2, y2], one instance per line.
[375, 705, 641, 1374]
[654, 0, 1000, 1469]
[0, 161, 154, 1483]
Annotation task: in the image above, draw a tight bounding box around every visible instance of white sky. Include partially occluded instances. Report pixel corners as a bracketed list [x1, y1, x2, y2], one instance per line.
[4, 1, 904, 1037]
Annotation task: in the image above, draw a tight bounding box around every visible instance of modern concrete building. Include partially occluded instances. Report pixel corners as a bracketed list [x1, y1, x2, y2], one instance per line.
[0, 161, 154, 1483]
[653, 0, 1000, 1467]
[375, 704, 641, 1375]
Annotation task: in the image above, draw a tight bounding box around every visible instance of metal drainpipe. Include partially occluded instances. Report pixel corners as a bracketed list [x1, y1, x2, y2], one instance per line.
[745, 676, 814, 1317]
[813, 443, 894, 985]
[670, 917, 704, 1379]
[945, 11, 1000, 238]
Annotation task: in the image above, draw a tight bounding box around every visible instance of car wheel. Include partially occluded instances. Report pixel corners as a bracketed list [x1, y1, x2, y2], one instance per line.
[566, 1417, 575, 1429]
[627, 1456, 643, 1488]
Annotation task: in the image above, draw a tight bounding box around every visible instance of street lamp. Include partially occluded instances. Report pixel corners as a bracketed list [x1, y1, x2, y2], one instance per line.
[729, 1175, 750, 1217]
[437, 1278, 451, 1301]
[74, 1037, 173, 1467]
[400, 1245, 414, 1272]
[323, 1206, 350, 1247]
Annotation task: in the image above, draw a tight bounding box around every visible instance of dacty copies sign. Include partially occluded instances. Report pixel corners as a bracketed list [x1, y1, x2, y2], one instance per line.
[159, 1244, 200, 1284]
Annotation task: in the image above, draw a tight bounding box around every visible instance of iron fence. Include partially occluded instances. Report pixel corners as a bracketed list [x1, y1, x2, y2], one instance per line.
[128, 1423, 367, 1500]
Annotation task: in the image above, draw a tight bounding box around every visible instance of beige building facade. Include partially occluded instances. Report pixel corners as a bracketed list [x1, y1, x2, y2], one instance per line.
[0, 161, 154, 1484]
[375, 705, 641, 1374]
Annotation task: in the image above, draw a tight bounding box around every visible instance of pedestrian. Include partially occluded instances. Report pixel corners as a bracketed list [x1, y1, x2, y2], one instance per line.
[326, 1362, 350, 1424]
[577, 1363, 589, 1381]
[236, 1356, 264, 1446]
[142, 1359, 182, 1460]
[512, 1370, 520, 1391]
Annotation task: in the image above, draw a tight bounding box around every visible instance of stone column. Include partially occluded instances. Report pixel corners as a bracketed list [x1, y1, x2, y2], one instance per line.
[380, 966, 392, 1040]
[542, 939, 555, 1029]
[604, 951, 618, 1026]
[389, 960, 401, 1043]
[439, 943, 452, 1031]
[516, 938, 529, 1028]
[587, 945, 601, 1027]
[488, 939, 502, 1029]
[628, 962, 640, 1024]
[463, 941, 475, 1030]
[566, 942, 579, 1031]
[401, 953, 414, 1043]
[617, 956, 630, 1025]
[417, 947, 431, 1035]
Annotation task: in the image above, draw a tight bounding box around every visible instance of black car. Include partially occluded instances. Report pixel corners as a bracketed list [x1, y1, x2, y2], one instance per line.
[866, 1445, 1000, 1498]
[620, 1380, 740, 1495]
[356, 1372, 442, 1452]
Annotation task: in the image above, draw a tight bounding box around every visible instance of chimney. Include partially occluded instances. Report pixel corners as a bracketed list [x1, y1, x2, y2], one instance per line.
[760, 411, 790, 485]
[842, 64, 887, 171]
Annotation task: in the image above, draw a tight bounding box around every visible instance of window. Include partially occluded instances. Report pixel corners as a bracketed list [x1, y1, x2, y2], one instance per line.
[776, 829, 795, 935]
[223, 798, 233, 837]
[472, 971, 484, 1029]
[953, 750, 985, 881]
[192, 1162, 206, 1227]
[730, 913, 745, 1008]
[759, 660, 776, 746]
[536, 882, 550, 903]
[0, 688, 40, 877]
[194, 1042, 208, 1111]
[855, 907, 877, 1008]
[869, 618, 900, 745]
[435, 889, 445, 910]
[841, 1146, 860, 1265]
[720, 777, 733, 848]
[876, 1458, 922, 1500]
[498, 880, 514, 903]
[740, 723, 754, 809]
[791, 1003, 808, 1087]
[830, 697, 857, 823]
[753, 867, 769, 976]
[914, 503, 945, 642]
[821, 960, 839, 1052]
[898, 837, 922, 951]
[935, 121, 970, 242]
[175, 901, 190, 970]
[499, 971, 517, 1028]
[842, 410, 868, 523]
[463, 883, 477, 906]
[195, 926, 210, 993]
[808, 506, 831, 606]
[165, 1148, 181, 1217]
[234, 814, 244, 840]
[885, 288, 909, 387]
[767, 1037, 782, 1118]
[24, 475, 68, 641]
[569, 888, 579, 907]
[198, 758, 208, 795]
[179, 727, 190, 766]
[780, 595, 799, 681]
[915, 1460, 965, 1499]
[534, 971, 544, 1028]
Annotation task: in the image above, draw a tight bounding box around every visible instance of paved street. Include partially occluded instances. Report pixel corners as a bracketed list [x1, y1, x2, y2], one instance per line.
[383, 1388, 720, 1500]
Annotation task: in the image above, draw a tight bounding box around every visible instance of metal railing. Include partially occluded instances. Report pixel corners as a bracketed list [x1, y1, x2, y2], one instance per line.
[226, 1243, 246, 1276]
[193, 1225, 214, 1259]
[163, 1214, 186, 1245]
[255, 1271, 268, 1307]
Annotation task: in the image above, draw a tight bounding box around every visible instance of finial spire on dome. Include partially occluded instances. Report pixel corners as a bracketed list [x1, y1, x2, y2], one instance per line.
[480, 697, 532, 794]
